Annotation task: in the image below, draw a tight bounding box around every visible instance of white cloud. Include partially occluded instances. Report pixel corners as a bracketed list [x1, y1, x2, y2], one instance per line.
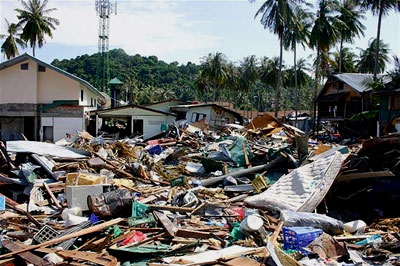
[1, 0, 220, 58]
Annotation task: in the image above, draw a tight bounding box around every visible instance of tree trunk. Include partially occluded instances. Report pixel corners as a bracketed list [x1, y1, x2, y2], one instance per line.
[338, 38, 343, 73]
[312, 48, 320, 134]
[294, 44, 299, 128]
[373, 1, 383, 80]
[275, 37, 284, 118]
[32, 43, 36, 57]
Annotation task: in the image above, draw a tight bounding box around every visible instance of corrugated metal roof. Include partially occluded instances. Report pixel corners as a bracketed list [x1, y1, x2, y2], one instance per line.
[333, 73, 391, 93]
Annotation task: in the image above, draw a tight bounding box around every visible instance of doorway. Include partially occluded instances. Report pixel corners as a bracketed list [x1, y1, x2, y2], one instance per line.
[132, 119, 144, 137]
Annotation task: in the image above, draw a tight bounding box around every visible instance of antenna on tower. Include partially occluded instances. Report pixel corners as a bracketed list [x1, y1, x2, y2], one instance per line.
[95, 0, 117, 92]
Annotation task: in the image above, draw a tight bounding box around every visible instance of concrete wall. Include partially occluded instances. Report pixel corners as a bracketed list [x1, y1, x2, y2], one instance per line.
[41, 116, 84, 141]
[80, 84, 100, 112]
[131, 115, 175, 139]
[0, 59, 38, 104]
[37, 65, 80, 104]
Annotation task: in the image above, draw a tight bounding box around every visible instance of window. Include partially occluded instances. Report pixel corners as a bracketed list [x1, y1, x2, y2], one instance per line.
[80, 90, 84, 101]
[91, 98, 93, 106]
[148, 121, 163, 125]
[191, 112, 207, 122]
[94, 99, 97, 107]
[38, 65, 46, 72]
[20, 63, 28, 70]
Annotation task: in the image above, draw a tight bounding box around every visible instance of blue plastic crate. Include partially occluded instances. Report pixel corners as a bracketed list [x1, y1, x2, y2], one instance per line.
[283, 226, 323, 252]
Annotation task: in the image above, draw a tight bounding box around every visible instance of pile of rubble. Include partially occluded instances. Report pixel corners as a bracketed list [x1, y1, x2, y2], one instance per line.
[0, 114, 399, 265]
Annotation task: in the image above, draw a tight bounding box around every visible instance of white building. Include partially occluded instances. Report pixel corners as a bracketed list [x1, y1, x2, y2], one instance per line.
[0, 53, 104, 141]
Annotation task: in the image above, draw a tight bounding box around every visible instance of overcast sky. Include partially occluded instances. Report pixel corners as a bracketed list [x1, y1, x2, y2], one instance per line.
[1, 0, 399, 69]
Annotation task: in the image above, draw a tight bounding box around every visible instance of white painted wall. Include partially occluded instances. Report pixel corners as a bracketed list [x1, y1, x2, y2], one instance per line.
[0, 59, 38, 103]
[147, 101, 183, 113]
[131, 115, 175, 139]
[40, 117, 83, 141]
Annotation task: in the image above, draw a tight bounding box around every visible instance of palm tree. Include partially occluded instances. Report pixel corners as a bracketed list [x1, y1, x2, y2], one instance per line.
[284, 6, 312, 123]
[361, 0, 400, 79]
[332, 47, 357, 73]
[259, 57, 282, 111]
[239, 55, 259, 118]
[194, 75, 211, 103]
[225, 62, 241, 110]
[336, 0, 365, 73]
[199, 52, 228, 102]
[309, 0, 342, 132]
[286, 59, 311, 126]
[357, 38, 390, 74]
[0, 19, 26, 59]
[252, 0, 302, 117]
[15, 0, 59, 56]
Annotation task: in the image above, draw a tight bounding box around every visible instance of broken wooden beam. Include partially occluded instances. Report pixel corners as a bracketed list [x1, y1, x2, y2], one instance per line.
[0, 218, 123, 259]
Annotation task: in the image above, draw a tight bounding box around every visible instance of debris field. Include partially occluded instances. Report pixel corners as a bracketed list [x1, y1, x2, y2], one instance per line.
[0, 114, 399, 265]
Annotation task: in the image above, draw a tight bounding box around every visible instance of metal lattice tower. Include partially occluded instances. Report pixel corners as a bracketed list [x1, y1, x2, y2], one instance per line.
[95, 0, 116, 91]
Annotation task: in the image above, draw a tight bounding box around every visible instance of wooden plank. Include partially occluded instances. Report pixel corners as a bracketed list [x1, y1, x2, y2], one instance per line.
[153, 211, 178, 237]
[336, 171, 395, 182]
[37, 248, 118, 266]
[2, 240, 48, 266]
[43, 182, 62, 209]
[0, 218, 123, 259]
[176, 229, 226, 239]
[0, 193, 41, 227]
[148, 204, 195, 213]
[242, 140, 251, 168]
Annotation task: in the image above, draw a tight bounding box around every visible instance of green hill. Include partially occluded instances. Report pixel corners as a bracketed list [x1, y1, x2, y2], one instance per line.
[51, 49, 201, 102]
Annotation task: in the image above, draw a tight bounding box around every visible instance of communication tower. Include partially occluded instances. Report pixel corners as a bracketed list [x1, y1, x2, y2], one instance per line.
[95, 0, 117, 91]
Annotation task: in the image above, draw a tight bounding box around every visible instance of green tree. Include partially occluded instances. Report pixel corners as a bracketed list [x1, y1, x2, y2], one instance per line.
[357, 38, 390, 74]
[199, 52, 228, 102]
[309, 0, 342, 131]
[259, 57, 282, 111]
[284, 6, 311, 123]
[0, 19, 26, 59]
[361, 0, 400, 79]
[252, 0, 302, 117]
[286, 59, 311, 124]
[224, 62, 241, 109]
[15, 0, 59, 56]
[239, 55, 259, 117]
[336, 0, 365, 73]
[332, 47, 357, 73]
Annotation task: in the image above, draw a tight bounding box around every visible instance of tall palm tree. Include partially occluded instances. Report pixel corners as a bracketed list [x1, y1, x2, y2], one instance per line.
[361, 0, 400, 79]
[199, 52, 228, 102]
[286, 59, 311, 126]
[252, 0, 302, 117]
[259, 57, 282, 111]
[239, 55, 259, 118]
[0, 19, 26, 59]
[357, 38, 390, 74]
[15, 0, 59, 56]
[284, 6, 312, 123]
[332, 47, 357, 73]
[309, 0, 342, 132]
[336, 0, 366, 73]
